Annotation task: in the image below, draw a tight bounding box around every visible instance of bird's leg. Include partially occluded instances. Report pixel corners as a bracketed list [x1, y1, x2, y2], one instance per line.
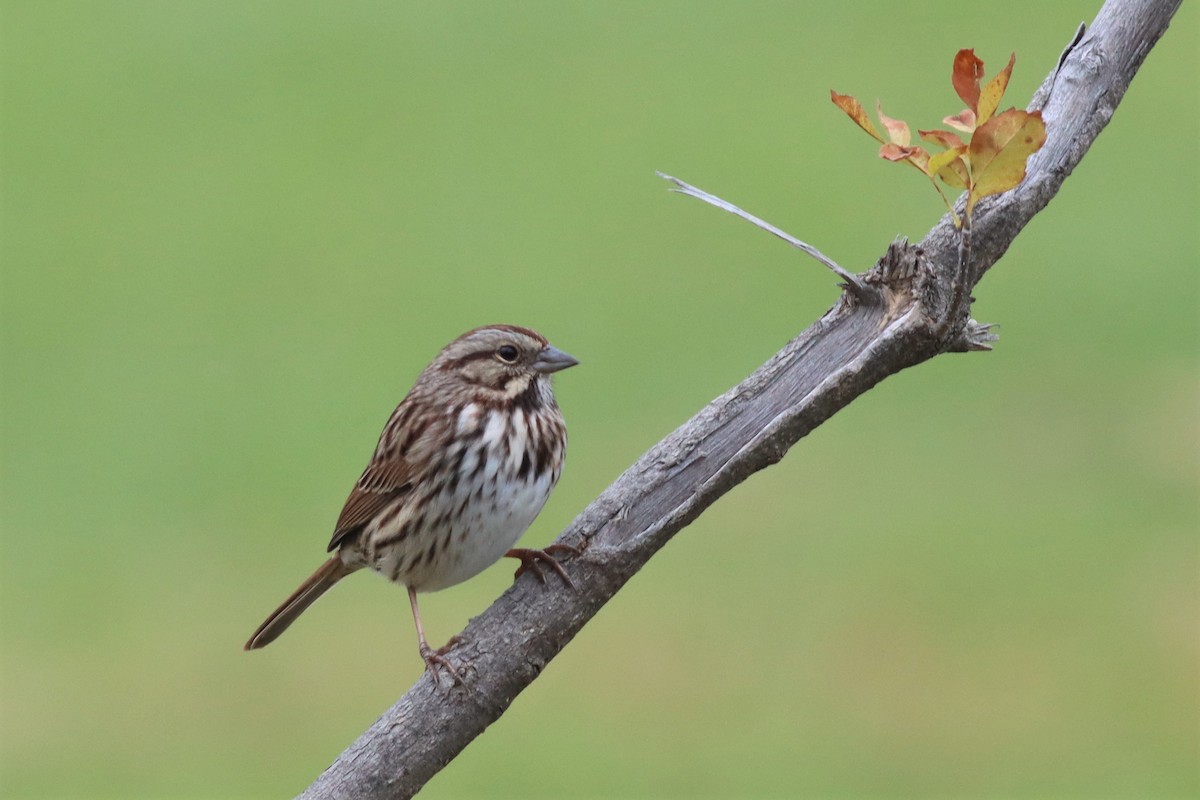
[407, 586, 463, 686]
[505, 543, 579, 590]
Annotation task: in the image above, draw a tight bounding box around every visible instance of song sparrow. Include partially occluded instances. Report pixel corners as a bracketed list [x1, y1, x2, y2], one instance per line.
[244, 324, 578, 683]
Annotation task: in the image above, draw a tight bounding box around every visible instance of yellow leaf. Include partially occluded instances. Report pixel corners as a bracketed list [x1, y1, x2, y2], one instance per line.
[831, 91, 884, 143]
[876, 101, 910, 146]
[929, 146, 969, 190]
[939, 162, 970, 190]
[977, 53, 1016, 126]
[968, 109, 1047, 212]
[928, 145, 964, 176]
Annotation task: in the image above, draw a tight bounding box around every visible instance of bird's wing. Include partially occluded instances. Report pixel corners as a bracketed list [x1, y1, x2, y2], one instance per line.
[326, 407, 446, 552]
[327, 487, 407, 552]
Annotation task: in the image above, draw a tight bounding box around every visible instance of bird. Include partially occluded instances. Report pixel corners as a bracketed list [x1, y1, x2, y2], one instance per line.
[244, 324, 578, 683]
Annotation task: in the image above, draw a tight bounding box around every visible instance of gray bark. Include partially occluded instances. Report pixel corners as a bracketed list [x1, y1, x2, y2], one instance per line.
[298, 0, 1183, 796]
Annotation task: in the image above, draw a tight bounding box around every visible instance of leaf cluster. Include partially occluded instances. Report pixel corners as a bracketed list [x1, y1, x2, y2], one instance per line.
[832, 49, 1047, 226]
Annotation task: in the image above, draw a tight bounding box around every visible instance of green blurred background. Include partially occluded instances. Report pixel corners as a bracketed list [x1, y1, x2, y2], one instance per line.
[2, 2, 1196, 798]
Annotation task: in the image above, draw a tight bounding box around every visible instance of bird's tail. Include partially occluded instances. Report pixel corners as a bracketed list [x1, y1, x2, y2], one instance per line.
[244, 557, 355, 650]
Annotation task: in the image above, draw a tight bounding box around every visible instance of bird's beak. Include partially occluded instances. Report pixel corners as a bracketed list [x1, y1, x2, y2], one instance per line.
[532, 345, 579, 374]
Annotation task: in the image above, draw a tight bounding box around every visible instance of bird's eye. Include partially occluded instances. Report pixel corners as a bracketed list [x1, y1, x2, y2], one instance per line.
[496, 345, 519, 363]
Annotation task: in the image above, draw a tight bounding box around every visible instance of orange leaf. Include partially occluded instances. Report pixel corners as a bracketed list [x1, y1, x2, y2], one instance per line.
[968, 108, 1047, 212]
[831, 90, 884, 143]
[876, 101, 910, 146]
[879, 143, 927, 163]
[952, 49, 984, 112]
[919, 128, 966, 150]
[977, 52, 1016, 126]
[943, 109, 976, 134]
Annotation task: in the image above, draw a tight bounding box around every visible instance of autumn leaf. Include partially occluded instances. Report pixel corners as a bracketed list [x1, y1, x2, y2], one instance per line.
[977, 53, 1016, 126]
[876, 101, 911, 146]
[968, 108, 1047, 212]
[906, 148, 933, 175]
[943, 109, 976, 134]
[920, 129, 969, 190]
[831, 91, 884, 143]
[879, 142, 930, 167]
[919, 128, 966, 151]
[928, 146, 970, 190]
[952, 49, 984, 111]
[831, 47, 1044, 227]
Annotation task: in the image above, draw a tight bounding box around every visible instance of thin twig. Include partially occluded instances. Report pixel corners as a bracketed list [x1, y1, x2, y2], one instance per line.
[940, 211, 972, 342]
[656, 171, 870, 296]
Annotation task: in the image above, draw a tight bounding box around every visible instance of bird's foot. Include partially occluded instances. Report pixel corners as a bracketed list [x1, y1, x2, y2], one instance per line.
[419, 635, 464, 687]
[506, 544, 579, 590]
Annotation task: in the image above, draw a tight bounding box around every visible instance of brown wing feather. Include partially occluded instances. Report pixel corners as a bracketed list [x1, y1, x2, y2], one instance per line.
[325, 404, 445, 553]
[326, 483, 409, 552]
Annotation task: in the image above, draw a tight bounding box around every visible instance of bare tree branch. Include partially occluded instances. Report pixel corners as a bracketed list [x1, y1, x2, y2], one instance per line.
[297, 0, 1182, 796]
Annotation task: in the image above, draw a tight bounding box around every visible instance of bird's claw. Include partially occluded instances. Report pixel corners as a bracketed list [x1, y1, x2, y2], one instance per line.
[420, 636, 464, 687]
[506, 544, 579, 591]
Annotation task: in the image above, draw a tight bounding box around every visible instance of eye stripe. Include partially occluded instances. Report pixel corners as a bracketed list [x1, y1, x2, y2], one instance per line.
[442, 350, 495, 369]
